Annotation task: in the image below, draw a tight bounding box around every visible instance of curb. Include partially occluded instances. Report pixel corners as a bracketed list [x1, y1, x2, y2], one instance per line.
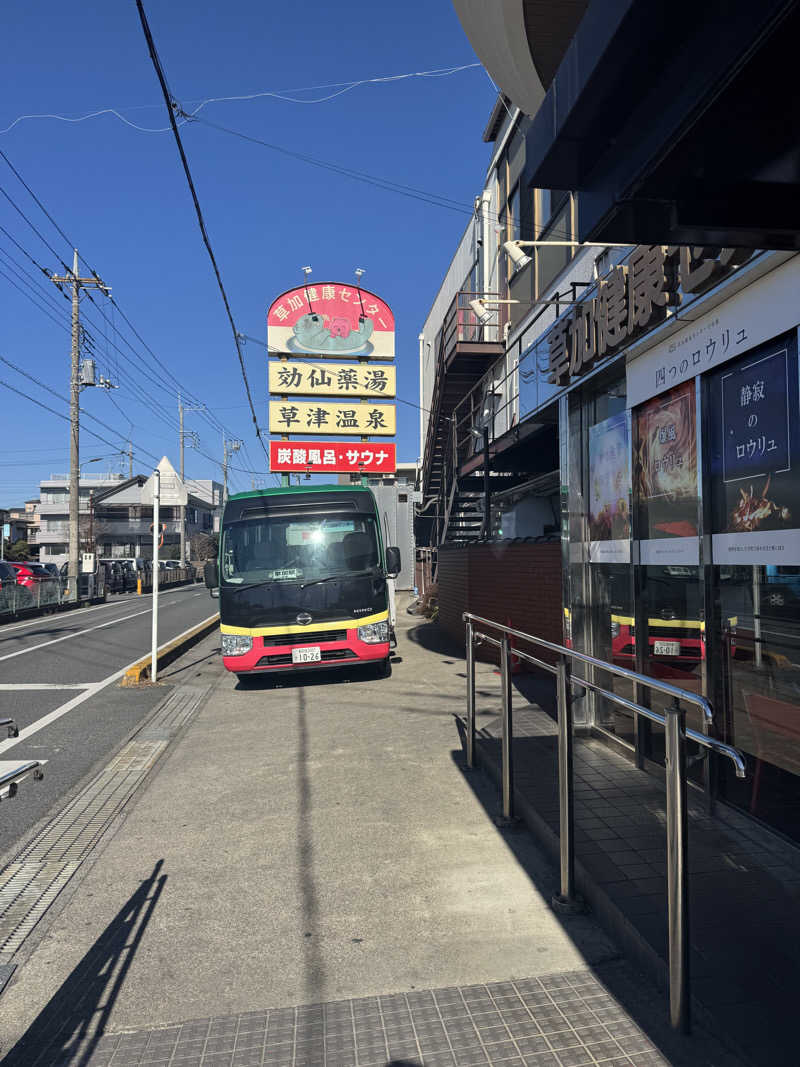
[120, 613, 219, 686]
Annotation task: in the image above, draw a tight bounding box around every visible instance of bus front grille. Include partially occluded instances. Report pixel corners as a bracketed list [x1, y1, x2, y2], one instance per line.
[257, 649, 357, 666]
[262, 629, 348, 646]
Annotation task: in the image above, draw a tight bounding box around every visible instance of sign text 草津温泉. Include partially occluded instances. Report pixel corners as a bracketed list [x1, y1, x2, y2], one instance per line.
[268, 400, 396, 436]
[548, 245, 752, 388]
[268, 361, 396, 399]
[268, 440, 396, 474]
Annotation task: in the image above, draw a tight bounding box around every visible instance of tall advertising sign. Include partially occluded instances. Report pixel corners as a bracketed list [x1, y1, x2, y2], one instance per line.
[708, 336, 800, 564]
[588, 411, 631, 563]
[634, 380, 699, 565]
[267, 281, 397, 475]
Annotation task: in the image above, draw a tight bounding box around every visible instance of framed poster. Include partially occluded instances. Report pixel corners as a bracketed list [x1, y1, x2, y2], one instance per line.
[708, 336, 800, 565]
[634, 379, 699, 565]
[588, 411, 631, 563]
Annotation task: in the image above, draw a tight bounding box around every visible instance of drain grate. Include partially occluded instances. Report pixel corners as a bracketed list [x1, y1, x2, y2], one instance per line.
[0, 684, 210, 959]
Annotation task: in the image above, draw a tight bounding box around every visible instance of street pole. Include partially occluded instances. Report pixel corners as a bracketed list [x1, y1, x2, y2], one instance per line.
[179, 395, 185, 565]
[51, 249, 109, 602]
[69, 249, 80, 601]
[151, 467, 160, 683]
[222, 437, 241, 502]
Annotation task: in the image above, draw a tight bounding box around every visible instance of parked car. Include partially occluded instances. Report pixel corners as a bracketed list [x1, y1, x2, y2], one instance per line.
[11, 561, 60, 604]
[0, 560, 29, 611]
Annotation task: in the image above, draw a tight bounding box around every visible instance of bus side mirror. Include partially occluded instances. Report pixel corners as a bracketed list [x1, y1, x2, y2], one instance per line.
[204, 560, 219, 591]
[385, 546, 401, 578]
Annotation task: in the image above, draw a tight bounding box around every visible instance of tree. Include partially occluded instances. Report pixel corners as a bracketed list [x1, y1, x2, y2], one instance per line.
[191, 531, 219, 561]
[3, 538, 30, 561]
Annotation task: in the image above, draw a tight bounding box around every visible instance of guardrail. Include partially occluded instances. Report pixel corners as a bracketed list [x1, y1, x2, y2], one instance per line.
[0, 719, 44, 801]
[463, 612, 746, 1035]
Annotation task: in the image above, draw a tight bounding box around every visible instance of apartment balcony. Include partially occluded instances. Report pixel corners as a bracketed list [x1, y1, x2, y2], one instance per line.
[421, 291, 506, 499]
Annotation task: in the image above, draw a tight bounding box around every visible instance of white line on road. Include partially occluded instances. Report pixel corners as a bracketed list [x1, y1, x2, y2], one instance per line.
[0, 613, 219, 755]
[0, 607, 152, 663]
[0, 684, 88, 690]
[0, 584, 198, 636]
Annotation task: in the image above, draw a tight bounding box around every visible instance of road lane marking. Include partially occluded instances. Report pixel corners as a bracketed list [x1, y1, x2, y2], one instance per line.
[0, 684, 87, 690]
[0, 613, 219, 755]
[0, 607, 152, 663]
[0, 595, 198, 662]
[0, 584, 199, 637]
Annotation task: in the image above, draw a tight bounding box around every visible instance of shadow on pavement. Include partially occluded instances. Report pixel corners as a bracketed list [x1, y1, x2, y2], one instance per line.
[1, 860, 167, 1067]
[448, 736, 743, 1067]
[234, 663, 382, 690]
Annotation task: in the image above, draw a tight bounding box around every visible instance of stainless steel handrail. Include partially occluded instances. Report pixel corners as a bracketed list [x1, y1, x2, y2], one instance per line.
[0, 760, 44, 800]
[463, 611, 746, 1035]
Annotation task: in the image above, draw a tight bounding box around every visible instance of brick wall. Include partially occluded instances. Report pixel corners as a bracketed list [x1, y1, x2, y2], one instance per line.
[438, 542, 563, 668]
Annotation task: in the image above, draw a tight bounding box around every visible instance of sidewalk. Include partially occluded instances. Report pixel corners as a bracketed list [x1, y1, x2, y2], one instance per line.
[468, 662, 800, 1067]
[0, 598, 740, 1066]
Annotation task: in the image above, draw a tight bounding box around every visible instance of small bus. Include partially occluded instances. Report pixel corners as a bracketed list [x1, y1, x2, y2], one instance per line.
[205, 484, 400, 679]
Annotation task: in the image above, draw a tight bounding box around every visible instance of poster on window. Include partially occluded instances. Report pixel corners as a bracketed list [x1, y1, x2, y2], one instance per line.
[588, 411, 631, 563]
[708, 338, 800, 564]
[634, 380, 699, 565]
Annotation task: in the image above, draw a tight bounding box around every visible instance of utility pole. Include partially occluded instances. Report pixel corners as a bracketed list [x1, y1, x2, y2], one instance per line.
[222, 436, 241, 503]
[51, 250, 110, 602]
[177, 396, 202, 564]
[128, 441, 133, 478]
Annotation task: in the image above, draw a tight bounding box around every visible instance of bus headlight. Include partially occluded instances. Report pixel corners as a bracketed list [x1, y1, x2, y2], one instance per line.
[221, 634, 252, 657]
[358, 621, 389, 644]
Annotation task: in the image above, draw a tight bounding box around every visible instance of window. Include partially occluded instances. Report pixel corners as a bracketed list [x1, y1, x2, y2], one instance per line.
[536, 198, 572, 299]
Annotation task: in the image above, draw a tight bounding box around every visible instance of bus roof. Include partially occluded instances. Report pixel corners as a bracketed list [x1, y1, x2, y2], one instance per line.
[228, 483, 375, 502]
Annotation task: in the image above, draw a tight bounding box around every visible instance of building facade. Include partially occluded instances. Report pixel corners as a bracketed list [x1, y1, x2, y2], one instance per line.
[38, 472, 127, 566]
[38, 460, 222, 565]
[339, 462, 419, 590]
[420, 96, 800, 846]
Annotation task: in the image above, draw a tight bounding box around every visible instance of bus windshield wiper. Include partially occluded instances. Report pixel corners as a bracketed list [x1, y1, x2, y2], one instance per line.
[224, 568, 378, 594]
[300, 569, 377, 590]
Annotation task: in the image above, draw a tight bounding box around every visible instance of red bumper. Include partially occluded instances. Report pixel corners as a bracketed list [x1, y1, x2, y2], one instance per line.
[223, 629, 389, 675]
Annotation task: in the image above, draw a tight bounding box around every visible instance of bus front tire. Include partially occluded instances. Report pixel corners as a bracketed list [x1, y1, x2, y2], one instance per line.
[375, 657, 391, 679]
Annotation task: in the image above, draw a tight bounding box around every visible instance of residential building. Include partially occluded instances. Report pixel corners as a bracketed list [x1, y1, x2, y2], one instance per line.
[38, 459, 222, 565]
[91, 458, 221, 561]
[38, 472, 127, 566]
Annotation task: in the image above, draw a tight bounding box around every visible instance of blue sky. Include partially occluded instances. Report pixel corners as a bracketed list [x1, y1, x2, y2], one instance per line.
[0, 1, 495, 503]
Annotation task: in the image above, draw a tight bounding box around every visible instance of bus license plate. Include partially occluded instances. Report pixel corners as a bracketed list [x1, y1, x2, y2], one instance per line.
[654, 640, 680, 656]
[292, 646, 321, 664]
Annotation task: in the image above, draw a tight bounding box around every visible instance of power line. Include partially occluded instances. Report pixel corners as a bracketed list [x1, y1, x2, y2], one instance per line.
[135, 0, 266, 462]
[0, 62, 483, 134]
[0, 155, 257, 450]
[184, 114, 575, 242]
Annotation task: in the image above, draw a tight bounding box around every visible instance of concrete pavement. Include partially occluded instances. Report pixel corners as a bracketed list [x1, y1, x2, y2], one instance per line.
[0, 595, 740, 1065]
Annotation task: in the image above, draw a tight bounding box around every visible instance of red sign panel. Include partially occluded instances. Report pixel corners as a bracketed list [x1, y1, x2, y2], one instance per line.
[269, 440, 396, 474]
[267, 283, 394, 360]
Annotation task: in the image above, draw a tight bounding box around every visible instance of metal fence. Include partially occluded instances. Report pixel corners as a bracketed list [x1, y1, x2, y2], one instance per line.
[463, 612, 746, 1034]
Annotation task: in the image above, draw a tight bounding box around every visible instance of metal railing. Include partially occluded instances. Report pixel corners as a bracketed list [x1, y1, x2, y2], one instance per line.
[463, 612, 746, 1034]
[0, 719, 44, 801]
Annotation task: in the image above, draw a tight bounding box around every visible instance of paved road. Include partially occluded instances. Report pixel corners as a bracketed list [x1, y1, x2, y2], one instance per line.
[0, 584, 219, 860]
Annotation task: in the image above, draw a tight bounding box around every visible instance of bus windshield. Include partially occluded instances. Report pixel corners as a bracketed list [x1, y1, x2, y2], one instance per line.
[220, 512, 380, 586]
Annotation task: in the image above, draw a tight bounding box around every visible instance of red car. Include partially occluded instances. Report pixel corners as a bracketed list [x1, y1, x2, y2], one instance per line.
[10, 561, 60, 603]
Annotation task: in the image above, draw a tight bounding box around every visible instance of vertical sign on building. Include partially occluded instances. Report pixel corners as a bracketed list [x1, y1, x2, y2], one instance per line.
[588, 411, 631, 563]
[267, 281, 397, 475]
[708, 337, 800, 564]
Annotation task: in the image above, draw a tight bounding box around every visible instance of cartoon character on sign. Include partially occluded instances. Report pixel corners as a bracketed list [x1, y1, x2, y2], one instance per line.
[328, 316, 351, 338]
[291, 313, 374, 354]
